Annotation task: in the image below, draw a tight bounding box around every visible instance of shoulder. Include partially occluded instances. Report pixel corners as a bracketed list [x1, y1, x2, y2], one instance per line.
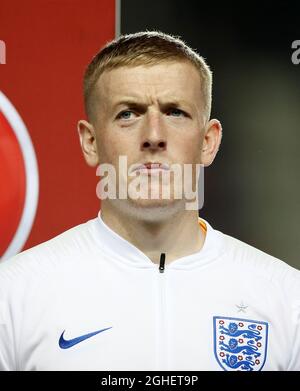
[219, 230, 300, 292]
[0, 217, 99, 287]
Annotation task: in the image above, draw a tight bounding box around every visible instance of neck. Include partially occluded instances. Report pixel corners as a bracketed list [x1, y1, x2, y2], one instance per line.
[100, 202, 206, 265]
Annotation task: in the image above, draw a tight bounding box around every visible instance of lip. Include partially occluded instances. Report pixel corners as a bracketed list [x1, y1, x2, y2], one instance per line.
[132, 162, 170, 173]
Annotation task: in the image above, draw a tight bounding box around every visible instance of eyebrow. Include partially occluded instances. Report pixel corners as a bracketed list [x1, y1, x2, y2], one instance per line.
[112, 98, 193, 111]
[113, 99, 143, 109]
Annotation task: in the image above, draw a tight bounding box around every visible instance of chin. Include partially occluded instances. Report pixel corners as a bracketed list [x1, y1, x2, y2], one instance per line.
[111, 198, 185, 223]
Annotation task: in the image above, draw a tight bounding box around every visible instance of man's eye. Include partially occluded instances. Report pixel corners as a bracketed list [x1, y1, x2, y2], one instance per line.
[167, 108, 185, 117]
[117, 110, 135, 120]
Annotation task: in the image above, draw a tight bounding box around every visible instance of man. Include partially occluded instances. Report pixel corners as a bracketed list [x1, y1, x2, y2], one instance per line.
[0, 31, 299, 371]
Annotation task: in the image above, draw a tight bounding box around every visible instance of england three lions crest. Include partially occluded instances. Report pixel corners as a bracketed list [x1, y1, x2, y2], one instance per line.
[213, 316, 269, 371]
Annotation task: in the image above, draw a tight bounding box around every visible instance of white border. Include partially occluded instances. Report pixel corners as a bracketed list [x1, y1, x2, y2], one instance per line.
[0, 91, 39, 261]
[115, 0, 121, 37]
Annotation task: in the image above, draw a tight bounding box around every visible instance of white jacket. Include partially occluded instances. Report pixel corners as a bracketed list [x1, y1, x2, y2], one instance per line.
[0, 212, 299, 371]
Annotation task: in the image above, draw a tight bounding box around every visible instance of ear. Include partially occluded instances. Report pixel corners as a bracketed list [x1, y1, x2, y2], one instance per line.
[201, 119, 222, 167]
[77, 120, 99, 167]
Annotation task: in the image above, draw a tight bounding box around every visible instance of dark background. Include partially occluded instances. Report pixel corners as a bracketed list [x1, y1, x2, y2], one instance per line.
[121, 0, 300, 268]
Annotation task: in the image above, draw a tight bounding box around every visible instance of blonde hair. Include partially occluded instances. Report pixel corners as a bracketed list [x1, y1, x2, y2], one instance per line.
[83, 31, 212, 121]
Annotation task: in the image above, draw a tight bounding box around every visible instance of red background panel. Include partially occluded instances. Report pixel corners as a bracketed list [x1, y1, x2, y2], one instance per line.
[0, 111, 26, 254]
[0, 0, 115, 252]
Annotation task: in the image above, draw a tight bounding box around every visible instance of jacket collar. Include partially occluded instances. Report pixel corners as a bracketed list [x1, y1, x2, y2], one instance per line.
[91, 210, 225, 270]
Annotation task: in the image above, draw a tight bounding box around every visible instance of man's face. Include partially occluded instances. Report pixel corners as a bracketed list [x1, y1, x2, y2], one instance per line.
[79, 61, 221, 216]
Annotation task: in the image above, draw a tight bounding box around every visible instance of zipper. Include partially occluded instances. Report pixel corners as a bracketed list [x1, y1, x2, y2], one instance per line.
[159, 253, 165, 273]
[156, 253, 167, 369]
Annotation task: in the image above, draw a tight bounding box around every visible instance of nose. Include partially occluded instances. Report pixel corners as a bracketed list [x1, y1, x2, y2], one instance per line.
[140, 111, 167, 152]
[142, 139, 166, 151]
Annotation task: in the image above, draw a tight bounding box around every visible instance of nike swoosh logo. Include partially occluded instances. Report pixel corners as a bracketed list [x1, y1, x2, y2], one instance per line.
[59, 327, 112, 349]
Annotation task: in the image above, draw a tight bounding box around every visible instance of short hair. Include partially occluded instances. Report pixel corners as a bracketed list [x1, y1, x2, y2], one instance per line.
[83, 31, 212, 122]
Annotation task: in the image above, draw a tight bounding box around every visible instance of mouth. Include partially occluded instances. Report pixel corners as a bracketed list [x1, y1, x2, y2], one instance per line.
[132, 162, 170, 174]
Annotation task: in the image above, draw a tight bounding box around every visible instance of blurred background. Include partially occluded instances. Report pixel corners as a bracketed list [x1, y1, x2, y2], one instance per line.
[121, 0, 300, 268]
[0, 0, 299, 268]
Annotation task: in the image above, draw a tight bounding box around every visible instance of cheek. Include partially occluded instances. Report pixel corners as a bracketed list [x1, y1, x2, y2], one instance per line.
[172, 133, 202, 163]
[97, 133, 135, 164]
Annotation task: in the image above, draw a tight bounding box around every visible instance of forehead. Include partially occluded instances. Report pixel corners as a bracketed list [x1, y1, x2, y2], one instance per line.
[94, 61, 203, 106]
